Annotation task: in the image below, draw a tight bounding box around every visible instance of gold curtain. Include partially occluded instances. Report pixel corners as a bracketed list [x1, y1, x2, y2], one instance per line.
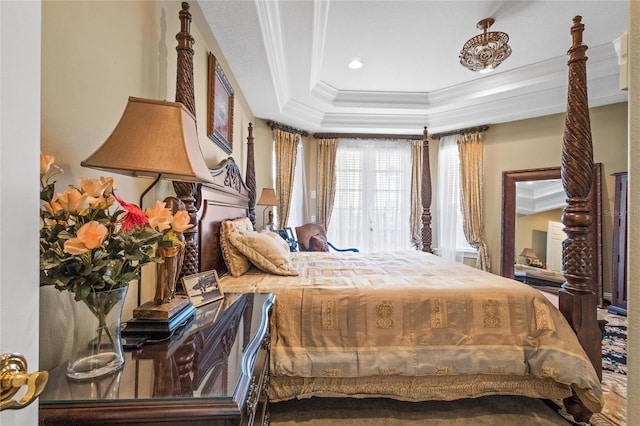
[458, 133, 490, 270]
[316, 138, 337, 228]
[274, 128, 299, 229]
[410, 139, 423, 250]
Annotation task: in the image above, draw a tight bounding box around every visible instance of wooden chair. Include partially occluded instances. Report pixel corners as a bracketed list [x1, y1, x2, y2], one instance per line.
[294, 223, 359, 252]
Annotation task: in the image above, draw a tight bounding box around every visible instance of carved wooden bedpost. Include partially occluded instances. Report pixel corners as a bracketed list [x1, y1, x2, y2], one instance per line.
[175, 2, 195, 116]
[559, 16, 601, 423]
[421, 127, 433, 252]
[245, 123, 257, 228]
[173, 2, 200, 279]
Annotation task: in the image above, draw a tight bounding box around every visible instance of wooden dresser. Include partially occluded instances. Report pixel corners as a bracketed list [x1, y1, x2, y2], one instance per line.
[39, 293, 275, 425]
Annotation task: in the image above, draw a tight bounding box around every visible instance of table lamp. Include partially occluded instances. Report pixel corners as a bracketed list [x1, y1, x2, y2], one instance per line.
[257, 188, 278, 231]
[82, 96, 214, 321]
[519, 248, 543, 268]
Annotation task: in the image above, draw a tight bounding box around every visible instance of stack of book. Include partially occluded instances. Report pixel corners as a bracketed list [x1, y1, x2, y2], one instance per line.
[122, 295, 196, 339]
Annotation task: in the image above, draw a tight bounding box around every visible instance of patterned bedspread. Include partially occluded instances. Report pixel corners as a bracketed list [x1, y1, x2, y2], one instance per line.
[218, 251, 603, 412]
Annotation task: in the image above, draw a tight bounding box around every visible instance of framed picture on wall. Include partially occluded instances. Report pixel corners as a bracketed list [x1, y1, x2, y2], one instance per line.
[207, 52, 234, 154]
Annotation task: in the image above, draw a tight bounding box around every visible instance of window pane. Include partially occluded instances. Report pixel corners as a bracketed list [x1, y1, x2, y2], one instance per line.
[329, 139, 412, 252]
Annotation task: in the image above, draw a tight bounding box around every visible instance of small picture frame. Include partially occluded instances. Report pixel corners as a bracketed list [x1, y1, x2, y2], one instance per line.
[207, 52, 234, 154]
[181, 270, 224, 308]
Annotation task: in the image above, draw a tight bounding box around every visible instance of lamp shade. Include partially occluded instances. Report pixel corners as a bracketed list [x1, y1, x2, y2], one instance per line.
[519, 248, 538, 259]
[81, 97, 214, 184]
[257, 188, 278, 206]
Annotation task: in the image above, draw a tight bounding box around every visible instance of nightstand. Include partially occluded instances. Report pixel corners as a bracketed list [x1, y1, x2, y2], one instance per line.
[39, 293, 275, 425]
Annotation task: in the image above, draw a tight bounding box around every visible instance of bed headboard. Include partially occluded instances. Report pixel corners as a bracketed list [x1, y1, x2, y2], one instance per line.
[196, 157, 251, 275]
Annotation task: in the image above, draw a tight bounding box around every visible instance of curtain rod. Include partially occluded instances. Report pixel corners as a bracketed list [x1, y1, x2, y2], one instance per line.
[430, 125, 489, 140]
[267, 120, 309, 136]
[313, 132, 423, 140]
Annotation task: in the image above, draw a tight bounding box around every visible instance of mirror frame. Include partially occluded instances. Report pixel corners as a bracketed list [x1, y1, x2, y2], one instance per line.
[501, 164, 603, 304]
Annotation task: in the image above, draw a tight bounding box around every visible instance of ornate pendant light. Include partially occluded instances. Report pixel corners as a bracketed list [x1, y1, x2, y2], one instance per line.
[459, 18, 512, 72]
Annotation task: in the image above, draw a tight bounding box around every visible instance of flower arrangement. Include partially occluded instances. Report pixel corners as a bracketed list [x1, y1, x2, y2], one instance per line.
[39, 153, 193, 301]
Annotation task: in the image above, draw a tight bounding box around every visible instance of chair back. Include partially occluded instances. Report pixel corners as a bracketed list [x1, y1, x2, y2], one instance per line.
[295, 223, 329, 252]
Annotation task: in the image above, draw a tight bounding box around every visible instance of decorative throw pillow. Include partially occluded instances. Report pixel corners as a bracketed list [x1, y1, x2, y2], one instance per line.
[220, 217, 254, 277]
[260, 230, 291, 253]
[308, 234, 329, 252]
[229, 231, 299, 276]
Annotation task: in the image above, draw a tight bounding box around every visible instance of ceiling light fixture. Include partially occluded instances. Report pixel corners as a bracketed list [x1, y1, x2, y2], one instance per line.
[348, 59, 363, 70]
[459, 17, 512, 73]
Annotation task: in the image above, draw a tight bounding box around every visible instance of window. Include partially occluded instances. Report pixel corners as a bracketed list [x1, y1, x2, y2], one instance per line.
[435, 135, 475, 262]
[328, 139, 413, 252]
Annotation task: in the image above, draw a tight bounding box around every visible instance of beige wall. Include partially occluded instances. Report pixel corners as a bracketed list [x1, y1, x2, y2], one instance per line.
[39, 0, 258, 369]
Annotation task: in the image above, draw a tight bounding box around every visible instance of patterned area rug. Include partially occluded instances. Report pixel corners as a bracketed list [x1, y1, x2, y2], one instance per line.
[591, 310, 627, 426]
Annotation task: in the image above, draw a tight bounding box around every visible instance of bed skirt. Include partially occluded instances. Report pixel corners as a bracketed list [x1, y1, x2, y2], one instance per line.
[269, 374, 572, 405]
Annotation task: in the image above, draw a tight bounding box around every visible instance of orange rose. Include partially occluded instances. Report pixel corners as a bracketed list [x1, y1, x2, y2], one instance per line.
[171, 210, 193, 233]
[89, 195, 115, 210]
[79, 177, 113, 198]
[145, 201, 173, 231]
[99, 177, 115, 195]
[55, 188, 89, 215]
[43, 199, 64, 215]
[40, 152, 55, 175]
[63, 221, 108, 255]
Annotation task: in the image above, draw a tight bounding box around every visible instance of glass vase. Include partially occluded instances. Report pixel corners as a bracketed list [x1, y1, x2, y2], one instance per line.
[66, 286, 128, 381]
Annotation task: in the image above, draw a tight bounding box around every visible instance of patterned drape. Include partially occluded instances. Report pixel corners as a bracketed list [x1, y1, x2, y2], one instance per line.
[274, 128, 299, 229]
[458, 133, 490, 270]
[410, 139, 423, 250]
[316, 138, 337, 228]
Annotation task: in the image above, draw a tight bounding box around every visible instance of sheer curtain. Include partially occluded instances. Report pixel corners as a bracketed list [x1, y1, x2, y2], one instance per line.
[435, 135, 465, 262]
[329, 138, 413, 252]
[285, 142, 308, 228]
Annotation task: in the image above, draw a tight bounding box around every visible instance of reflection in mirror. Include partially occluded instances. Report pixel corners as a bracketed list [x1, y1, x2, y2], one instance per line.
[515, 179, 565, 272]
[501, 165, 603, 304]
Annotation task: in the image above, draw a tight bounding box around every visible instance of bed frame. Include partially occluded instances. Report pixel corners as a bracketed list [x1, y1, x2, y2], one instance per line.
[172, 4, 599, 422]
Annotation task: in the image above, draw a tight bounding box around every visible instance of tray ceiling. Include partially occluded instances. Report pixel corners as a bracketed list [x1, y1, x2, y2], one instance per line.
[199, 0, 628, 134]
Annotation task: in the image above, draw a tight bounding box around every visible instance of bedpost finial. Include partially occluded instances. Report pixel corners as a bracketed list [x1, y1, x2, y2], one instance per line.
[568, 15, 586, 61]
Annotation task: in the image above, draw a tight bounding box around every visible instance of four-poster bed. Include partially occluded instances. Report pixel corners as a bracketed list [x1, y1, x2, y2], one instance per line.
[172, 4, 602, 422]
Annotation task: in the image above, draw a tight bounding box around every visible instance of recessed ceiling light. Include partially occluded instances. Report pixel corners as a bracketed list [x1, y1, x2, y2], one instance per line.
[348, 59, 363, 70]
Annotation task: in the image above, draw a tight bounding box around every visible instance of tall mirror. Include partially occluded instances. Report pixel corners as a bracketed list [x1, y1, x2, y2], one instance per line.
[501, 165, 603, 304]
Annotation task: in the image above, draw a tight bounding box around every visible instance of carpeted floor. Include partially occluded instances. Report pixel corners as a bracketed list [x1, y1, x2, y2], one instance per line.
[269, 309, 627, 426]
[270, 395, 572, 425]
[590, 310, 627, 426]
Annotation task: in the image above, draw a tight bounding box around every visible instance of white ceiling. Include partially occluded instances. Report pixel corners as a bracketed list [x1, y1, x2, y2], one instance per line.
[516, 179, 564, 215]
[198, 0, 628, 135]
